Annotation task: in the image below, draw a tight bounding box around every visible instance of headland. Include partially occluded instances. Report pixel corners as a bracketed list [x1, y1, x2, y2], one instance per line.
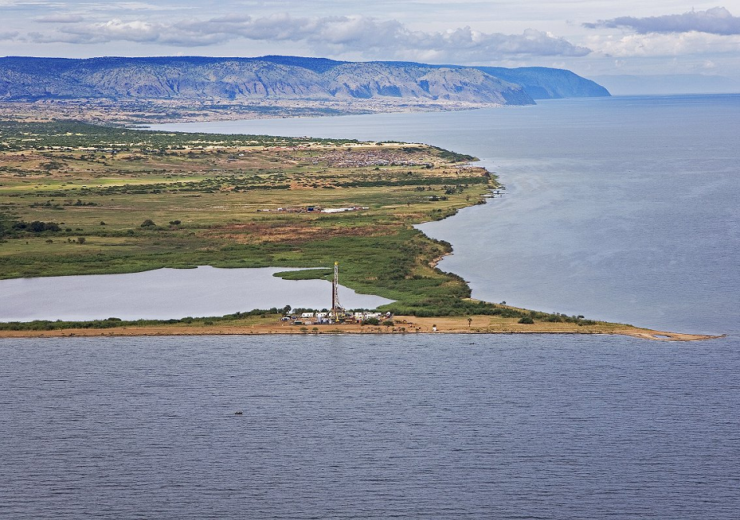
[0, 120, 718, 340]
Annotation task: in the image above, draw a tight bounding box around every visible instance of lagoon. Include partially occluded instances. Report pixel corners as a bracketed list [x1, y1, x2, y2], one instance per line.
[0, 266, 392, 322]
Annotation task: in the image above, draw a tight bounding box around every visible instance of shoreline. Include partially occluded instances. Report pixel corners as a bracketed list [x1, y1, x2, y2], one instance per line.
[0, 315, 722, 342]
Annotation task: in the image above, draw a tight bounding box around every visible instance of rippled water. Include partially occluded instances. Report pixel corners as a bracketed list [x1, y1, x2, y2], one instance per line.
[1, 334, 738, 519]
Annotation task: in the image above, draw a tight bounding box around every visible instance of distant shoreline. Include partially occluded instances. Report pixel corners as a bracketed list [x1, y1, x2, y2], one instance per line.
[0, 98, 503, 127]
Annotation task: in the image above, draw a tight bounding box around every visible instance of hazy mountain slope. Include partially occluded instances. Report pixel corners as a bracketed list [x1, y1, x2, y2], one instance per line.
[254, 55, 346, 74]
[0, 56, 608, 105]
[475, 66, 610, 99]
[322, 62, 531, 104]
[73, 60, 330, 99]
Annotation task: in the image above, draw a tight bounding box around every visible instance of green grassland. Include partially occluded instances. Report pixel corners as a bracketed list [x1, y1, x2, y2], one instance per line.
[0, 120, 597, 325]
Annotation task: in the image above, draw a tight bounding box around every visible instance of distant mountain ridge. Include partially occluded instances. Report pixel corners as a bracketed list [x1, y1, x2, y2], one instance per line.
[473, 67, 610, 99]
[0, 56, 609, 105]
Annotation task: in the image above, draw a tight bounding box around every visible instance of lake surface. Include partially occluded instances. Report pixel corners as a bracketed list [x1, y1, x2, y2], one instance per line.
[1, 334, 738, 519]
[0, 266, 392, 321]
[154, 95, 740, 335]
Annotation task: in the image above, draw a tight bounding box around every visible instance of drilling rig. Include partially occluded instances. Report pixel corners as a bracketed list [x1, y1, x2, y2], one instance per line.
[331, 261, 345, 322]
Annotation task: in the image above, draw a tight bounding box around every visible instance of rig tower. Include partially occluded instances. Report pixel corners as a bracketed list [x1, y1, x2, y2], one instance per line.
[331, 261, 344, 321]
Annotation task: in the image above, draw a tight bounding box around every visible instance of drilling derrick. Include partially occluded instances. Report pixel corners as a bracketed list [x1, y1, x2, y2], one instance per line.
[331, 261, 344, 321]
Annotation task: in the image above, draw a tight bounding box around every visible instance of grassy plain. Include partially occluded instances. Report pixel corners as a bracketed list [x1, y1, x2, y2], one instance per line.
[0, 120, 491, 314]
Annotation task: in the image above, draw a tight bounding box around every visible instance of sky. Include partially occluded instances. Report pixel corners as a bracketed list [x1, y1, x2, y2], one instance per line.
[1, 0, 740, 82]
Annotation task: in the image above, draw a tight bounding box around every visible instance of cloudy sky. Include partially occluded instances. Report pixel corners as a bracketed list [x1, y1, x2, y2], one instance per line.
[1, 0, 740, 80]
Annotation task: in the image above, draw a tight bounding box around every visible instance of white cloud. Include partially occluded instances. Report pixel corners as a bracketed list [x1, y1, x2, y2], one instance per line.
[585, 7, 740, 36]
[31, 19, 162, 44]
[586, 31, 740, 58]
[25, 13, 590, 59]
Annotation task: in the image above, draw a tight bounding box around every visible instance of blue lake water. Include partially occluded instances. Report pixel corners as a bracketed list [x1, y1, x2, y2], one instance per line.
[1, 334, 738, 519]
[2, 96, 739, 518]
